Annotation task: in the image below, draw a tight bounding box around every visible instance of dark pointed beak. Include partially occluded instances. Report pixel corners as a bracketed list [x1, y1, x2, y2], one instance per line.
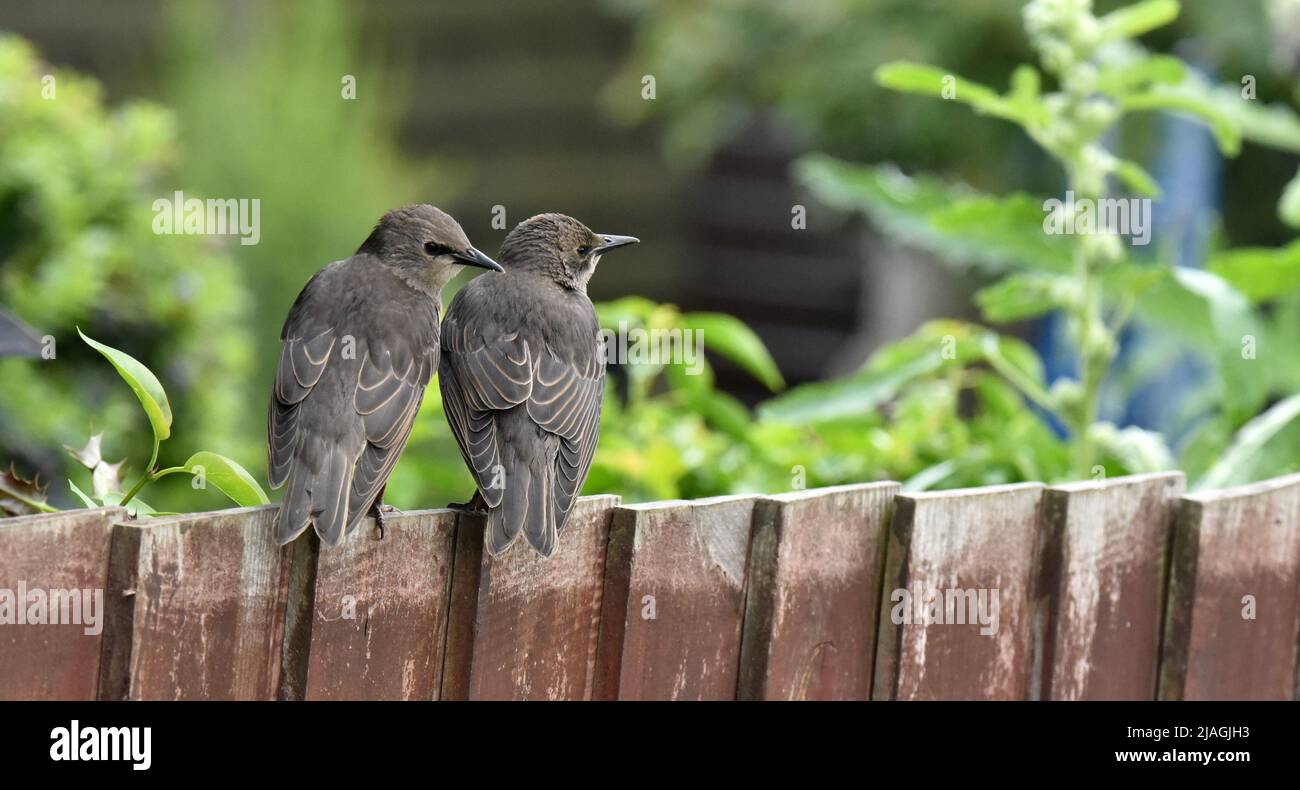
[594, 234, 639, 254]
[455, 246, 504, 272]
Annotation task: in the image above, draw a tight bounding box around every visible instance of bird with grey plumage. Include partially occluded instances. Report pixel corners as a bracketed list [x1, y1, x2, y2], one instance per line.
[268, 204, 502, 547]
[440, 213, 638, 557]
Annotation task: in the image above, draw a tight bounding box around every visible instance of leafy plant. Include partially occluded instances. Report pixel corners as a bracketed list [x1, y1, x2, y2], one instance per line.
[783, 0, 1300, 489]
[63, 330, 268, 516]
[0, 34, 256, 509]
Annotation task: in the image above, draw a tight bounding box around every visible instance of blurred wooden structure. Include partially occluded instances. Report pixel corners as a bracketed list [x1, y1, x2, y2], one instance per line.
[0, 0, 867, 402]
[3, 471, 1297, 701]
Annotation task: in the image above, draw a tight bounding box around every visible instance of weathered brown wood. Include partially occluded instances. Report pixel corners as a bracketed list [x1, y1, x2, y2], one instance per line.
[0, 507, 122, 700]
[97, 505, 291, 700]
[443, 495, 620, 700]
[439, 509, 486, 701]
[737, 482, 897, 701]
[593, 495, 757, 700]
[874, 483, 1044, 700]
[1160, 472, 1300, 701]
[301, 510, 458, 700]
[1039, 472, 1184, 700]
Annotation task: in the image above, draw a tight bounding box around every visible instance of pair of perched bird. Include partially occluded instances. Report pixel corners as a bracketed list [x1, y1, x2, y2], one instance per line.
[267, 206, 637, 557]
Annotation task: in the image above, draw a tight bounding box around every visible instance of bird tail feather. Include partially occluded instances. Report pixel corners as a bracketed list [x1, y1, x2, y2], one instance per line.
[487, 456, 558, 557]
[274, 436, 355, 547]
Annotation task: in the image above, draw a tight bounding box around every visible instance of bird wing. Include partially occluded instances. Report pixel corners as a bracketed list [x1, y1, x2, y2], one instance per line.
[439, 319, 533, 508]
[527, 343, 604, 527]
[440, 306, 604, 531]
[269, 263, 436, 545]
[345, 344, 434, 530]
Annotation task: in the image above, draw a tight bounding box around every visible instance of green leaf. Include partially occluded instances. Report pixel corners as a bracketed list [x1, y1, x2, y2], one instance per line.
[1111, 158, 1162, 198]
[68, 480, 99, 509]
[930, 195, 1074, 272]
[980, 333, 1053, 411]
[798, 156, 1072, 274]
[1280, 167, 1300, 229]
[77, 328, 173, 442]
[1121, 87, 1241, 157]
[874, 61, 1046, 128]
[1214, 90, 1300, 155]
[1196, 394, 1300, 490]
[184, 451, 271, 506]
[759, 354, 939, 425]
[595, 296, 659, 330]
[1098, 0, 1180, 42]
[975, 273, 1079, 323]
[1171, 268, 1265, 424]
[1207, 242, 1300, 303]
[1097, 55, 1186, 96]
[682, 312, 784, 391]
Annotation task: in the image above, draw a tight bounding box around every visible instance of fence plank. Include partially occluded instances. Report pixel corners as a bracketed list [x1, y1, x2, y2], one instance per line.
[593, 495, 757, 700]
[441, 495, 620, 700]
[0, 507, 122, 700]
[97, 505, 291, 700]
[298, 510, 458, 700]
[874, 483, 1044, 700]
[1160, 473, 1300, 700]
[1039, 472, 1184, 700]
[736, 482, 898, 701]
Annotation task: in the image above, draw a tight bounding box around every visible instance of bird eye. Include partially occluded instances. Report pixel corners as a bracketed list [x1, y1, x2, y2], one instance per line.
[577, 246, 590, 256]
[424, 242, 449, 256]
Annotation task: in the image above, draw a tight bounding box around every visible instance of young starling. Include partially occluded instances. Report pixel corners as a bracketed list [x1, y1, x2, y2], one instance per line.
[439, 213, 638, 556]
[268, 204, 502, 546]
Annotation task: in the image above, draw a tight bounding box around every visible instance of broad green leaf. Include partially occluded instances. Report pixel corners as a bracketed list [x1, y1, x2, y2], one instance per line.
[798, 157, 1073, 274]
[1098, 0, 1180, 42]
[1172, 268, 1265, 424]
[184, 451, 271, 506]
[77, 328, 173, 442]
[1213, 89, 1300, 155]
[931, 194, 1074, 272]
[1207, 242, 1300, 303]
[1121, 87, 1241, 156]
[1196, 394, 1300, 490]
[68, 480, 98, 509]
[980, 333, 1053, 410]
[682, 312, 784, 391]
[759, 354, 940, 425]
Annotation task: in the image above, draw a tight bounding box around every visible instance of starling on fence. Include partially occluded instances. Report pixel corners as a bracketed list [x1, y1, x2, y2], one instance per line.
[268, 204, 502, 546]
[440, 213, 638, 556]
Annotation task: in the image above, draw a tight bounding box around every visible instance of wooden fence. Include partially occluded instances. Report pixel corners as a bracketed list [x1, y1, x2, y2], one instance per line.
[1, 471, 1298, 700]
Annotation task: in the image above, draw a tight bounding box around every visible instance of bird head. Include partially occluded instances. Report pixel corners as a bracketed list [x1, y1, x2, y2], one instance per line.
[499, 213, 638, 291]
[358, 204, 503, 276]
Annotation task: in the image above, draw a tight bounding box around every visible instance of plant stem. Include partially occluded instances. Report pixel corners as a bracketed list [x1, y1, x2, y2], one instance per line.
[9, 491, 58, 513]
[119, 436, 161, 507]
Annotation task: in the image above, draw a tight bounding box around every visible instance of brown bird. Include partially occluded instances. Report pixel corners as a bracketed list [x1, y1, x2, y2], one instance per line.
[268, 204, 502, 546]
[439, 213, 638, 556]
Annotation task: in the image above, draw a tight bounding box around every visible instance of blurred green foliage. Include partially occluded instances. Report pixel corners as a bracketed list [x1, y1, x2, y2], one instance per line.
[0, 34, 256, 509]
[786, 0, 1300, 489]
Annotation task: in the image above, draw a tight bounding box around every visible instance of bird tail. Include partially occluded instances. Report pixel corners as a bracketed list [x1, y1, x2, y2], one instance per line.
[487, 454, 558, 557]
[275, 435, 355, 547]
